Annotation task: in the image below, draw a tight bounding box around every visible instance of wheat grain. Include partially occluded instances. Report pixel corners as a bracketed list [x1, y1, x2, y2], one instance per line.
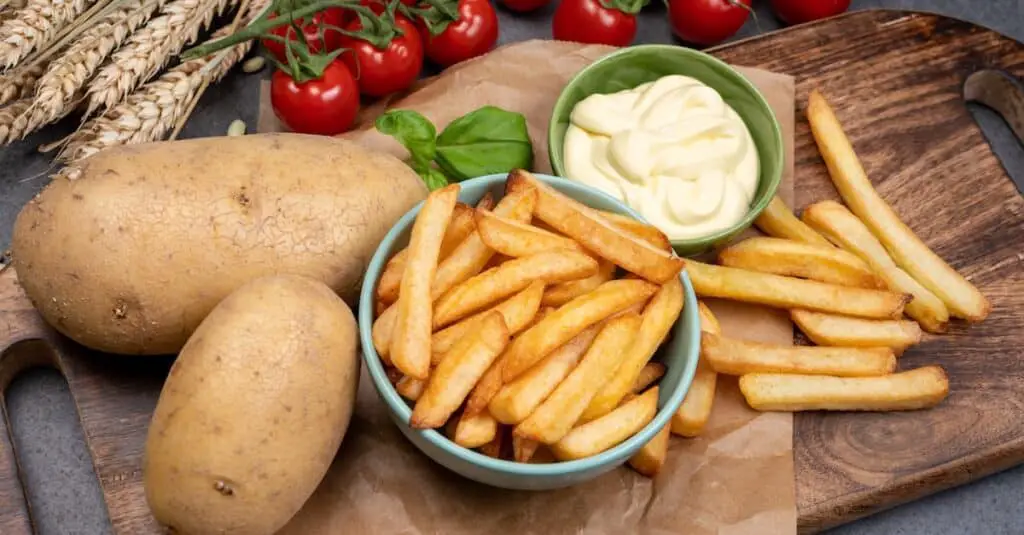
[0, 96, 30, 141]
[0, 0, 91, 69]
[84, 0, 232, 114]
[0, 61, 40, 105]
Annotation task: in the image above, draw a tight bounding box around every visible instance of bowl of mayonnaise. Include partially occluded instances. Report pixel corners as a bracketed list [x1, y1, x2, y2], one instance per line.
[548, 44, 783, 255]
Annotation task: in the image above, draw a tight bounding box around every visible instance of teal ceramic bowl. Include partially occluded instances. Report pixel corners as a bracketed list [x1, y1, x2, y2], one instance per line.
[548, 44, 784, 256]
[358, 173, 700, 490]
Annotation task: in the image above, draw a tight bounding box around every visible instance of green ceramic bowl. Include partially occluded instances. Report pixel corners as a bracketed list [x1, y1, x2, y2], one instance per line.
[359, 173, 700, 490]
[548, 44, 784, 256]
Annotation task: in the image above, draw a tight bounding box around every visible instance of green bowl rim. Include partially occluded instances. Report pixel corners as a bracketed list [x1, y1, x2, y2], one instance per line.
[546, 44, 785, 249]
[358, 173, 700, 479]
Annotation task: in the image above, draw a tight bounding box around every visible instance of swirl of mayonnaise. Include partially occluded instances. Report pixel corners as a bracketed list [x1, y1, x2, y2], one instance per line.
[563, 75, 759, 241]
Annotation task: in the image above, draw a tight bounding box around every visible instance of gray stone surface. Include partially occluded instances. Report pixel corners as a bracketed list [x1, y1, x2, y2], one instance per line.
[1, 1, 1021, 534]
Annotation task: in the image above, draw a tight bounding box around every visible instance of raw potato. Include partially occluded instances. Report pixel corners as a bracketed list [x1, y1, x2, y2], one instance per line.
[12, 134, 426, 355]
[144, 275, 359, 535]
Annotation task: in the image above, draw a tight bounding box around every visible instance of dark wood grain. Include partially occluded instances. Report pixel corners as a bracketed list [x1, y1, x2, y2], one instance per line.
[0, 9, 1022, 535]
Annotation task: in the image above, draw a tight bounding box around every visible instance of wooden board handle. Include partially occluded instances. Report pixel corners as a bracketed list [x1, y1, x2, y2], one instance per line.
[964, 70, 1024, 147]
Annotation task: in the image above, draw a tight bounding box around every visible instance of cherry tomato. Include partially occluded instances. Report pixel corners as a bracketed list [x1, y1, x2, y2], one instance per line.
[340, 14, 424, 97]
[260, 8, 346, 63]
[419, 0, 499, 67]
[552, 0, 638, 48]
[770, 0, 849, 25]
[667, 0, 751, 46]
[499, 0, 550, 13]
[271, 61, 360, 135]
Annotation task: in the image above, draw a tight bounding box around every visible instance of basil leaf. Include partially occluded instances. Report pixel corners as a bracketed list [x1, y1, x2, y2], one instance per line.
[434, 106, 533, 181]
[376, 110, 439, 184]
[422, 166, 450, 191]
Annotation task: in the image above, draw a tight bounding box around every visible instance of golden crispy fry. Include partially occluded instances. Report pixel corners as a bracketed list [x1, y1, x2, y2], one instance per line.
[513, 435, 540, 463]
[702, 332, 896, 377]
[375, 299, 387, 319]
[507, 170, 685, 283]
[686, 260, 910, 320]
[454, 411, 498, 448]
[672, 300, 721, 437]
[488, 324, 601, 424]
[502, 279, 659, 382]
[431, 281, 544, 363]
[385, 366, 404, 386]
[410, 313, 509, 428]
[718, 236, 885, 289]
[551, 387, 659, 461]
[371, 304, 397, 360]
[807, 90, 989, 321]
[628, 423, 670, 477]
[754, 195, 833, 248]
[593, 209, 674, 252]
[514, 313, 642, 444]
[739, 365, 949, 412]
[396, 375, 427, 401]
[477, 191, 495, 211]
[391, 185, 460, 379]
[582, 277, 683, 422]
[433, 251, 597, 329]
[790, 309, 923, 353]
[377, 203, 477, 304]
[525, 306, 554, 330]
[802, 200, 950, 333]
[475, 209, 586, 257]
[631, 362, 666, 394]
[542, 260, 617, 307]
[478, 426, 507, 459]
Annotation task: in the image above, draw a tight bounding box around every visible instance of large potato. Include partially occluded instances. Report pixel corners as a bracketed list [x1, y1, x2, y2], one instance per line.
[144, 274, 358, 535]
[12, 133, 426, 354]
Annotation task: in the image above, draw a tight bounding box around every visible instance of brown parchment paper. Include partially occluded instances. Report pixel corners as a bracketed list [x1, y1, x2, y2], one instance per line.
[260, 40, 798, 535]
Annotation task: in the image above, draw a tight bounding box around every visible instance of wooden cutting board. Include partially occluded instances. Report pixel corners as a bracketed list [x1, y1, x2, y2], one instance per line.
[1, 9, 1022, 535]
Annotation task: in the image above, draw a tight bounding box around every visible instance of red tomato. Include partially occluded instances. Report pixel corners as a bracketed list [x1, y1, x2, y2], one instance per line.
[260, 8, 346, 63]
[420, 0, 499, 67]
[552, 0, 638, 48]
[770, 0, 849, 25]
[271, 61, 360, 135]
[340, 15, 424, 97]
[667, 0, 751, 46]
[499, 0, 550, 13]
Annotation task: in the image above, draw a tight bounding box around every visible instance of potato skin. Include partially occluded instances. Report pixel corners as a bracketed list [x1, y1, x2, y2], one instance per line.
[12, 133, 426, 354]
[143, 274, 359, 535]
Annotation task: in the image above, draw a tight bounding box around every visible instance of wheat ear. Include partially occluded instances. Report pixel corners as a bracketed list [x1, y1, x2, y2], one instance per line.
[0, 96, 30, 141]
[84, 0, 232, 114]
[0, 61, 40, 105]
[0, 0, 91, 69]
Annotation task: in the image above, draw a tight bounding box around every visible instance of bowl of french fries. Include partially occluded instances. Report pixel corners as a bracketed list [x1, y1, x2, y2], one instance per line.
[358, 170, 700, 490]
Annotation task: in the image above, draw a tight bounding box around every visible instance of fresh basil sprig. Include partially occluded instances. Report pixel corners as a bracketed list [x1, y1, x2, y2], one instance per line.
[375, 106, 534, 190]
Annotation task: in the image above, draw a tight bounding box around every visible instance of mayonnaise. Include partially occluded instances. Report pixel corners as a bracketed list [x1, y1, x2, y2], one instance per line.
[563, 75, 760, 241]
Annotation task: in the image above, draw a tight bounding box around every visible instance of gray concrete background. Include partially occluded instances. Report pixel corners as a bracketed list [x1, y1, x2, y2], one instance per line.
[2, 1, 1022, 534]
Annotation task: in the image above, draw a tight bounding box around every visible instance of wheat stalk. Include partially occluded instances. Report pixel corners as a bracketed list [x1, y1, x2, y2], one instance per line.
[84, 0, 231, 114]
[0, 0, 91, 69]
[0, 61, 40, 105]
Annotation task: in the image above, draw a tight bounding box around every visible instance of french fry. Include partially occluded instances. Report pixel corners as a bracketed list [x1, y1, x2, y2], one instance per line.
[375, 299, 387, 318]
[432, 251, 598, 328]
[551, 387, 659, 461]
[739, 365, 949, 412]
[702, 332, 896, 377]
[790, 309, 923, 353]
[507, 170, 685, 283]
[593, 209, 674, 252]
[628, 423, 670, 477]
[541, 260, 617, 307]
[631, 362, 666, 394]
[478, 426, 508, 459]
[488, 324, 601, 424]
[454, 411, 498, 448]
[513, 435, 540, 463]
[475, 209, 586, 257]
[372, 301, 398, 359]
[476, 191, 496, 211]
[391, 185, 460, 379]
[686, 260, 911, 320]
[431, 281, 544, 363]
[807, 90, 990, 321]
[396, 375, 427, 401]
[802, 200, 950, 333]
[718, 236, 886, 289]
[502, 279, 659, 382]
[754, 195, 833, 248]
[581, 277, 683, 422]
[514, 313, 642, 444]
[672, 301, 720, 437]
[410, 312, 509, 428]
[377, 203, 477, 304]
